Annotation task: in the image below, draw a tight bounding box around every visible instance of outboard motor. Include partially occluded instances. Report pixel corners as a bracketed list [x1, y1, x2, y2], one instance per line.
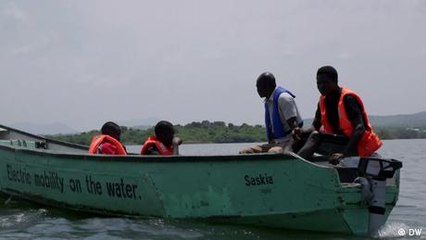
[339, 157, 402, 237]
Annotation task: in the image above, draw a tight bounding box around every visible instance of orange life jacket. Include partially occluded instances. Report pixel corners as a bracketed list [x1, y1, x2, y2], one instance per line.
[140, 136, 174, 155]
[88, 135, 127, 155]
[319, 87, 382, 156]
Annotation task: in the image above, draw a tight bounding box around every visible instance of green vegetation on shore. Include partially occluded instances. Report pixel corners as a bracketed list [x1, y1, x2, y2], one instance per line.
[47, 120, 426, 146]
[375, 127, 426, 140]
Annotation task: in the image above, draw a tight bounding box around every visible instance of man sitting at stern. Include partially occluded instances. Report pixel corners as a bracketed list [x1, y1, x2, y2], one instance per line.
[292, 66, 382, 164]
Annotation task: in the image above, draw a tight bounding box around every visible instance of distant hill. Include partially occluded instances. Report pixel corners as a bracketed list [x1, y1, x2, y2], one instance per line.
[10, 122, 78, 135]
[117, 117, 160, 129]
[7, 117, 159, 135]
[369, 111, 426, 128]
[120, 117, 160, 130]
[45, 115, 426, 145]
[8, 111, 426, 136]
[304, 111, 426, 129]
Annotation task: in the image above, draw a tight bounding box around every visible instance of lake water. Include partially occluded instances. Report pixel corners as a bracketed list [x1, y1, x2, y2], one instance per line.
[1, 139, 425, 239]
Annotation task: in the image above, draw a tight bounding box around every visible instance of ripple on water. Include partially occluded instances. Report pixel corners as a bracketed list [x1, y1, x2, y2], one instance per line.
[0, 208, 47, 229]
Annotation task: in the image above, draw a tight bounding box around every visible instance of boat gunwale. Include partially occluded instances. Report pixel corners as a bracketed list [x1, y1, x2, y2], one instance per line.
[0, 124, 88, 150]
[0, 123, 350, 171]
[0, 143, 307, 163]
[0, 124, 313, 163]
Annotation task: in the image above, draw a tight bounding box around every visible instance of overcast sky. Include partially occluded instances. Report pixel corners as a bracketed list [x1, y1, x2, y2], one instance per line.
[1, 0, 425, 132]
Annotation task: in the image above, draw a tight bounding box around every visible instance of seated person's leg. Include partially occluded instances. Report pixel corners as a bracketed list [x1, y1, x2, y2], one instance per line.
[268, 146, 284, 154]
[240, 143, 276, 154]
[296, 131, 321, 159]
[275, 135, 294, 153]
[239, 144, 264, 154]
[291, 131, 312, 153]
[315, 133, 349, 156]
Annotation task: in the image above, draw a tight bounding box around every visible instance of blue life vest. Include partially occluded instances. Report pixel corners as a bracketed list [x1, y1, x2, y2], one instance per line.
[265, 87, 296, 140]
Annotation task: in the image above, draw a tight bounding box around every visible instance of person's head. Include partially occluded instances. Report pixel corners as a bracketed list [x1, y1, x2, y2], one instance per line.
[316, 65, 339, 96]
[101, 121, 121, 141]
[256, 72, 276, 98]
[154, 120, 175, 147]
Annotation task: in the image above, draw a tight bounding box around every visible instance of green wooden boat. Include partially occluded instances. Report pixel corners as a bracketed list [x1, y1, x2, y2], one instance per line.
[0, 124, 402, 236]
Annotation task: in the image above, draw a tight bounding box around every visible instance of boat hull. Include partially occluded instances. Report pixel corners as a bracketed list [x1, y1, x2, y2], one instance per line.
[0, 124, 401, 235]
[0, 144, 399, 235]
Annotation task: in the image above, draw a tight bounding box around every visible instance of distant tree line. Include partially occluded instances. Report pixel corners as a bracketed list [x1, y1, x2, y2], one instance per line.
[47, 120, 267, 146]
[46, 121, 426, 146]
[375, 127, 426, 140]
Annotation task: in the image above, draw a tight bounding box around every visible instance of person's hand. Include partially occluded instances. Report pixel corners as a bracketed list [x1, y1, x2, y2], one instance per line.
[172, 137, 182, 155]
[292, 127, 303, 141]
[329, 153, 344, 165]
[172, 137, 182, 146]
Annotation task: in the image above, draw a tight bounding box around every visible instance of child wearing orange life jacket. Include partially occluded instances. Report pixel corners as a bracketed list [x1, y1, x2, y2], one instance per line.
[88, 121, 127, 155]
[141, 120, 182, 155]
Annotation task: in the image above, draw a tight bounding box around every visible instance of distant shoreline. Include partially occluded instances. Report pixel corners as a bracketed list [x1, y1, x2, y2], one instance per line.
[46, 120, 426, 146]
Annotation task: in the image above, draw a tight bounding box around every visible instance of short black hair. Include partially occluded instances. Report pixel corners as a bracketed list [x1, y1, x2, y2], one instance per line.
[101, 121, 121, 139]
[154, 120, 174, 136]
[317, 66, 338, 84]
[257, 72, 276, 88]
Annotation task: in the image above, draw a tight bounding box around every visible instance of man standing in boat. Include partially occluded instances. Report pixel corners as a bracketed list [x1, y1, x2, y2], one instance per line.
[292, 65, 382, 163]
[240, 72, 303, 154]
